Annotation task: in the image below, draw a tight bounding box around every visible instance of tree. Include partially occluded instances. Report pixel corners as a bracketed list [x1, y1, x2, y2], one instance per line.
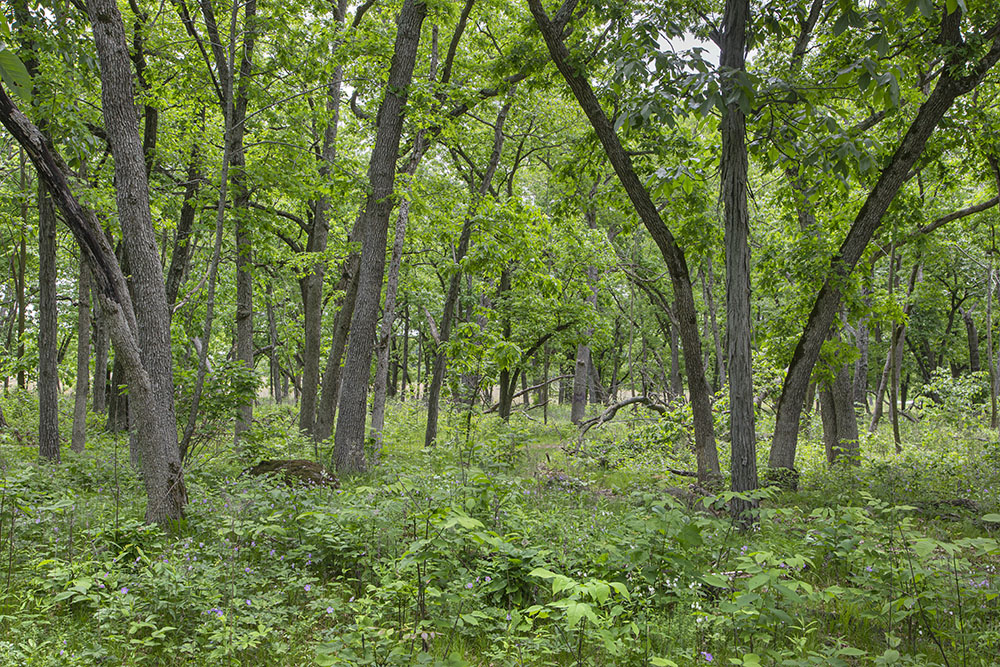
[333, 0, 428, 474]
[529, 0, 721, 485]
[719, 0, 758, 521]
[768, 5, 1000, 480]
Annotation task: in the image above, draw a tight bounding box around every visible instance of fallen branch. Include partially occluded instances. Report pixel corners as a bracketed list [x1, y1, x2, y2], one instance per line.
[572, 395, 668, 452]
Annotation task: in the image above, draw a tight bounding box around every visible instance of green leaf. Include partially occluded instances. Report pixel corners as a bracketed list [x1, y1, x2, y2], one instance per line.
[0, 48, 32, 103]
[702, 573, 729, 588]
[981, 513, 1000, 523]
[911, 539, 937, 558]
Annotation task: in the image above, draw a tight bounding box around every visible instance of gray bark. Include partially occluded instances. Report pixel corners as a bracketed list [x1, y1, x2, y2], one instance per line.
[334, 0, 428, 473]
[71, 261, 91, 453]
[721, 0, 757, 522]
[38, 181, 60, 463]
[530, 0, 720, 485]
[770, 15, 1000, 474]
[87, 0, 188, 522]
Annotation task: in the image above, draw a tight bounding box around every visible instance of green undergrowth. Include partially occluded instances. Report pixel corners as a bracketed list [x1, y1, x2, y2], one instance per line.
[0, 397, 998, 665]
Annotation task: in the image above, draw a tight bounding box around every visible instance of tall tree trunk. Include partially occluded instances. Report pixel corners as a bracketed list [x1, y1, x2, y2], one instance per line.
[529, 0, 720, 484]
[425, 93, 512, 446]
[299, 0, 348, 436]
[230, 1, 258, 443]
[721, 0, 757, 522]
[165, 141, 202, 311]
[38, 182, 60, 463]
[16, 150, 27, 391]
[769, 15, 1000, 476]
[86, 0, 188, 522]
[71, 261, 91, 453]
[334, 0, 428, 473]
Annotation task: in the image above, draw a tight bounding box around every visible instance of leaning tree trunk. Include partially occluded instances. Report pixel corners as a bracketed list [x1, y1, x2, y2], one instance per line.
[769, 18, 1000, 478]
[71, 261, 91, 453]
[530, 0, 721, 485]
[334, 0, 428, 473]
[38, 182, 60, 463]
[424, 92, 512, 446]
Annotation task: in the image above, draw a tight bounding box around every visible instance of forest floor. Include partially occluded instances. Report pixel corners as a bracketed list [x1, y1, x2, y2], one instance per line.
[0, 392, 999, 666]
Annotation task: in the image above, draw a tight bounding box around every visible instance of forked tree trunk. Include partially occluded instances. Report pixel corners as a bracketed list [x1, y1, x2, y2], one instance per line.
[88, 0, 187, 521]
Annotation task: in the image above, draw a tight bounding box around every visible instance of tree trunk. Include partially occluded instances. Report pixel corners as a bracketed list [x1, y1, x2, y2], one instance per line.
[164, 142, 201, 311]
[86, 0, 188, 522]
[299, 0, 348, 436]
[769, 26, 1000, 474]
[38, 181, 60, 463]
[530, 0, 720, 485]
[71, 261, 91, 453]
[720, 0, 757, 522]
[334, 0, 428, 473]
[425, 92, 512, 446]
[961, 306, 980, 373]
[230, 2, 258, 444]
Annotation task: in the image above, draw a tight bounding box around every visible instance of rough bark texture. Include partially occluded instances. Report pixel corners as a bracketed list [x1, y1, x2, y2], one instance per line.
[87, 0, 188, 522]
[721, 0, 758, 523]
[424, 94, 511, 447]
[299, 0, 348, 436]
[165, 143, 201, 311]
[769, 19, 1000, 473]
[0, 80, 185, 518]
[71, 261, 91, 453]
[529, 0, 720, 485]
[334, 0, 428, 473]
[38, 182, 60, 463]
